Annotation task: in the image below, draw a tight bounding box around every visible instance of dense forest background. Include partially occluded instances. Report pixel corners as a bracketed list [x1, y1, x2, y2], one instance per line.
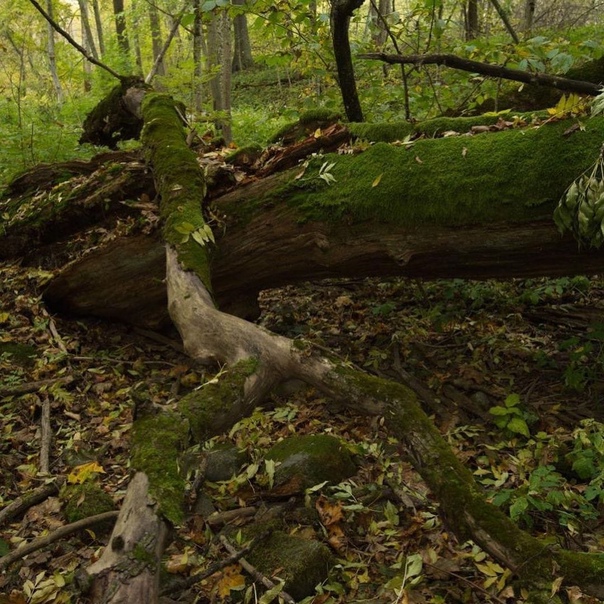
[2, 0, 604, 188]
[3, 1, 604, 603]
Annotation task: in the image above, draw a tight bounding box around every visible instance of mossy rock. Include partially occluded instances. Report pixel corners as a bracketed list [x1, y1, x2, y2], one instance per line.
[0, 342, 37, 366]
[266, 434, 357, 495]
[61, 482, 116, 533]
[204, 445, 249, 482]
[246, 529, 333, 600]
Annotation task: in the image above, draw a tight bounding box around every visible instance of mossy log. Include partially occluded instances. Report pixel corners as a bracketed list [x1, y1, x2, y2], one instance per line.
[74, 92, 604, 603]
[42, 115, 604, 327]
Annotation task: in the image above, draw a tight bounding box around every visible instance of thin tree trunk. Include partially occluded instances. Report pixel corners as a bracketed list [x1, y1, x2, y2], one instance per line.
[206, 7, 232, 142]
[487, 0, 519, 43]
[193, 0, 204, 111]
[232, 0, 253, 72]
[92, 0, 105, 56]
[148, 1, 166, 77]
[81, 10, 93, 91]
[524, 0, 535, 32]
[465, 0, 479, 40]
[331, 0, 365, 122]
[46, 0, 64, 103]
[112, 0, 130, 57]
[78, 0, 99, 59]
[131, 0, 143, 75]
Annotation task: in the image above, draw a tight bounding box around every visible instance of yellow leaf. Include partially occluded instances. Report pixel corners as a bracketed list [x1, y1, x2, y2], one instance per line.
[67, 461, 105, 484]
[216, 565, 245, 597]
[372, 173, 383, 187]
[314, 128, 322, 138]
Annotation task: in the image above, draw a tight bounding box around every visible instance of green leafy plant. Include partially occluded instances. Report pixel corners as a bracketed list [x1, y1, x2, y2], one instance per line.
[489, 394, 531, 438]
[553, 145, 604, 247]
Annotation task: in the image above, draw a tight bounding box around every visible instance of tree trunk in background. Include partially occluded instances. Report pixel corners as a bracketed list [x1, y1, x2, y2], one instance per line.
[232, 0, 253, 72]
[78, 0, 99, 59]
[487, 0, 519, 43]
[193, 0, 204, 111]
[112, 0, 130, 58]
[92, 0, 105, 56]
[331, 0, 364, 122]
[368, 0, 392, 47]
[131, 0, 143, 75]
[465, 0, 479, 40]
[206, 7, 232, 142]
[524, 0, 535, 32]
[148, 1, 166, 77]
[46, 0, 64, 103]
[81, 10, 92, 91]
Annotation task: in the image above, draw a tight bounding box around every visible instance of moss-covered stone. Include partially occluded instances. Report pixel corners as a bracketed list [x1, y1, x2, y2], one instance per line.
[245, 529, 333, 600]
[266, 434, 357, 493]
[225, 144, 263, 167]
[131, 411, 189, 525]
[61, 482, 116, 533]
[204, 445, 248, 482]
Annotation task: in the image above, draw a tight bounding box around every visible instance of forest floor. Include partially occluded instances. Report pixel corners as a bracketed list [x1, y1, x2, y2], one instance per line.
[1, 256, 604, 603]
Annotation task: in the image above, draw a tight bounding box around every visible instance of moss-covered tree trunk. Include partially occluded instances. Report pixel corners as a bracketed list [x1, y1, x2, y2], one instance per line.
[33, 114, 604, 328]
[80, 92, 604, 603]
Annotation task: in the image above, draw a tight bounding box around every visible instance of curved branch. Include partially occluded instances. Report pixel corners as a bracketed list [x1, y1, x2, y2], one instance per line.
[27, 0, 124, 81]
[359, 52, 603, 96]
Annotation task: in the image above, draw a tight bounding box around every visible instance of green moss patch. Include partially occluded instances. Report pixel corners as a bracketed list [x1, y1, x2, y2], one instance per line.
[286, 117, 604, 227]
[266, 434, 357, 493]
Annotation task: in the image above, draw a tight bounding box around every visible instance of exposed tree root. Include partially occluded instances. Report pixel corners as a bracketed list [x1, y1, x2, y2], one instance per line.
[81, 91, 604, 603]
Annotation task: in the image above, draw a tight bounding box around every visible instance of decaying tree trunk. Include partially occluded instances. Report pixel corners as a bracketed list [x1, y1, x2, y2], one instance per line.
[46, 87, 603, 602]
[11, 112, 604, 327]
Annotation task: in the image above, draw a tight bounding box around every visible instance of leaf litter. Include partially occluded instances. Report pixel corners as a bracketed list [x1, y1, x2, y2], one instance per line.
[1, 259, 604, 603]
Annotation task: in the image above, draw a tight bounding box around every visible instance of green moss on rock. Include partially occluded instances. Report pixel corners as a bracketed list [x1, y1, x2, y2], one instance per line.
[61, 482, 116, 532]
[266, 434, 357, 492]
[246, 530, 333, 600]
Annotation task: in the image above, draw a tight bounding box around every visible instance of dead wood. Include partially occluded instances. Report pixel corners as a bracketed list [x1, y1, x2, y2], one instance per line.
[0, 478, 64, 528]
[360, 52, 603, 96]
[0, 510, 119, 571]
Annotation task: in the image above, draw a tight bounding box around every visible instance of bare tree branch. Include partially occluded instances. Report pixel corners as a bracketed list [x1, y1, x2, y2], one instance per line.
[359, 52, 603, 96]
[27, 0, 123, 81]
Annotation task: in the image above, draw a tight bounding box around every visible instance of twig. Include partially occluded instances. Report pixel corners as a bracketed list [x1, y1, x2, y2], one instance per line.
[219, 534, 296, 604]
[39, 397, 51, 474]
[159, 530, 271, 596]
[206, 506, 257, 528]
[0, 511, 119, 571]
[43, 309, 68, 354]
[27, 0, 123, 81]
[0, 478, 64, 528]
[0, 375, 75, 398]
